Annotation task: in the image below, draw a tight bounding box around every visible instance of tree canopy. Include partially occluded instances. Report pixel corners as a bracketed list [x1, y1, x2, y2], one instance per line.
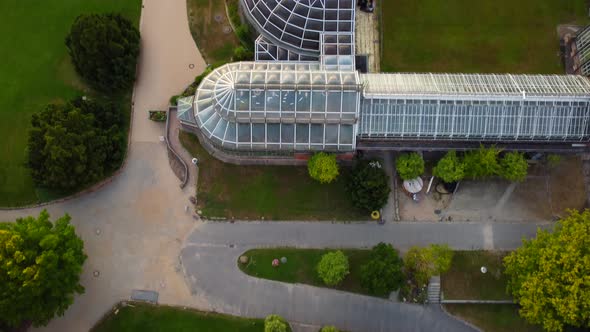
[360, 243, 404, 296]
[463, 145, 501, 179]
[27, 98, 125, 190]
[0, 210, 86, 327]
[316, 251, 349, 286]
[264, 314, 289, 332]
[308, 152, 339, 184]
[66, 13, 140, 93]
[347, 160, 390, 212]
[395, 152, 424, 180]
[499, 151, 528, 182]
[433, 151, 464, 183]
[504, 210, 590, 332]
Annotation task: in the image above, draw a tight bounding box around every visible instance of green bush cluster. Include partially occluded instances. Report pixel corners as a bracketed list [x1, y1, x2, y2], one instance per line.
[65, 13, 140, 93]
[317, 251, 349, 286]
[346, 160, 391, 212]
[170, 67, 216, 106]
[233, 45, 254, 61]
[395, 152, 424, 180]
[308, 153, 340, 184]
[400, 244, 453, 303]
[359, 243, 404, 296]
[226, 0, 254, 48]
[264, 314, 290, 332]
[434, 147, 528, 183]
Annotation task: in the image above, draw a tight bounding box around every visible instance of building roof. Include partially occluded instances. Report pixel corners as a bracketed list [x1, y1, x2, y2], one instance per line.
[361, 73, 590, 99]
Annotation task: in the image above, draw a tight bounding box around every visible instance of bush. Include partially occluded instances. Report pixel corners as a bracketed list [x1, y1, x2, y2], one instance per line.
[182, 85, 197, 97]
[317, 251, 349, 286]
[194, 67, 213, 86]
[404, 244, 453, 286]
[169, 95, 181, 106]
[233, 46, 254, 61]
[264, 314, 289, 332]
[235, 24, 252, 46]
[65, 13, 140, 93]
[360, 243, 404, 296]
[499, 151, 528, 182]
[347, 160, 390, 212]
[463, 145, 501, 179]
[319, 326, 339, 332]
[433, 151, 464, 183]
[396, 152, 424, 180]
[308, 153, 339, 184]
[27, 98, 125, 190]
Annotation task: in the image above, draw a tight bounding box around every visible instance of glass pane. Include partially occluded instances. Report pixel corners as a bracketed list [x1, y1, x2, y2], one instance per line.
[236, 90, 250, 110]
[281, 123, 294, 143]
[326, 124, 339, 144]
[266, 90, 280, 110]
[327, 91, 341, 112]
[296, 91, 311, 113]
[281, 91, 296, 112]
[267, 123, 280, 143]
[252, 124, 265, 143]
[310, 124, 324, 143]
[296, 124, 309, 143]
[311, 91, 326, 113]
[340, 125, 353, 144]
[238, 123, 250, 143]
[251, 90, 265, 110]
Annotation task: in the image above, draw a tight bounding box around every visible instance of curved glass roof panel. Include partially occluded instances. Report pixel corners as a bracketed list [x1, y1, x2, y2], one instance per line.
[242, 0, 355, 56]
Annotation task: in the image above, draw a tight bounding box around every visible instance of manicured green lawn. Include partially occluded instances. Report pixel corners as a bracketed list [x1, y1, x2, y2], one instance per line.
[444, 304, 541, 332]
[441, 251, 510, 300]
[180, 132, 367, 220]
[0, 0, 141, 207]
[238, 248, 378, 297]
[381, 0, 589, 73]
[91, 303, 264, 332]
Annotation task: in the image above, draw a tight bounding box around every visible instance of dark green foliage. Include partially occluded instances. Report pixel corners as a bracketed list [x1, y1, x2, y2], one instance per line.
[27, 98, 125, 190]
[0, 210, 86, 327]
[463, 146, 501, 179]
[395, 152, 424, 180]
[499, 152, 528, 182]
[65, 13, 140, 93]
[235, 25, 253, 47]
[194, 67, 213, 86]
[360, 243, 404, 296]
[433, 151, 464, 183]
[347, 160, 390, 212]
[233, 46, 254, 61]
[170, 95, 181, 106]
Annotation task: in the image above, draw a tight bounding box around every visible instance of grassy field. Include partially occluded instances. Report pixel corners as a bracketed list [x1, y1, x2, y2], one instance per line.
[441, 251, 510, 300]
[186, 0, 241, 66]
[91, 303, 264, 332]
[179, 132, 367, 220]
[444, 304, 541, 332]
[239, 248, 376, 297]
[0, 0, 141, 207]
[381, 0, 589, 73]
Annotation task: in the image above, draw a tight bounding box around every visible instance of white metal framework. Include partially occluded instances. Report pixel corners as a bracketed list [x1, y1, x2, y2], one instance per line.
[574, 25, 590, 76]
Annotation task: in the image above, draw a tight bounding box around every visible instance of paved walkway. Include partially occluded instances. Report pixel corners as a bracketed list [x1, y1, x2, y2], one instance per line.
[0, 1, 207, 331]
[180, 221, 547, 332]
[355, 8, 380, 72]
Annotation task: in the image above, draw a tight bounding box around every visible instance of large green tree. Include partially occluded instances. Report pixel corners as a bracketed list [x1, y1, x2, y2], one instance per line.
[504, 210, 590, 332]
[360, 243, 404, 296]
[395, 152, 424, 180]
[433, 151, 464, 183]
[347, 160, 390, 212]
[0, 210, 87, 327]
[463, 145, 501, 179]
[499, 151, 528, 182]
[27, 98, 124, 190]
[66, 13, 140, 93]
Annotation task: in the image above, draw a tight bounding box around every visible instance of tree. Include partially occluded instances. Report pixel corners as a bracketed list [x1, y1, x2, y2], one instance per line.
[27, 99, 124, 190]
[360, 243, 404, 296]
[463, 145, 501, 179]
[433, 151, 464, 183]
[404, 244, 453, 286]
[319, 326, 339, 332]
[264, 314, 289, 332]
[347, 160, 390, 212]
[503, 210, 590, 332]
[499, 152, 528, 182]
[308, 153, 339, 184]
[233, 46, 253, 61]
[395, 152, 424, 180]
[65, 13, 140, 93]
[317, 251, 349, 286]
[0, 210, 87, 327]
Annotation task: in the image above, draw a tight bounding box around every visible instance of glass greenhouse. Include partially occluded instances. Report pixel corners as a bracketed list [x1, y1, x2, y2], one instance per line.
[178, 0, 590, 155]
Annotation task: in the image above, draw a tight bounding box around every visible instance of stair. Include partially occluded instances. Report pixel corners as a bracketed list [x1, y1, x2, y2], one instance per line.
[427, 276, 441, 303]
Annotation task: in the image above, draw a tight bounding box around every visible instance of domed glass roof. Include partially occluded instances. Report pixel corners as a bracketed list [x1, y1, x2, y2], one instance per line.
[242, 0, 354, 56]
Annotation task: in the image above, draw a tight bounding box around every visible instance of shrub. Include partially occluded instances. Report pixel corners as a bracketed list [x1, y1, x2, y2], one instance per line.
[169, 95, 181, 106]
[347, 160, 390, 212]
[499, 151, 528, 182]
[463, 145, 501, 179]
[235, 24, 252, 46]
[319, 326, 339, 332]
[194, 67, 213, 86]
[395, 152, 424, 180]
[182, 85, 197, 97]
[317, 251, 349, 286]
[233, 46, 254, 61]
[433, 151, 464, 183]
[65, 13, 140, 93]
[264, 314, 289, 332]
[360, 243, 404, 296]
[404, 244, 453, 286]
[308, 153, 339, 184]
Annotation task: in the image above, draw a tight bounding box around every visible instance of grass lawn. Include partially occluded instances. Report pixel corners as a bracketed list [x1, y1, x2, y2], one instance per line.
[91, 303, 264, 332]
[381, 0, 589, 73]
[441, 251, 510, 300]
[238, 248, 378, 297]
[186, 0, 241, 66]
[179, 132, 367, 220]
[444, 304, 541, 332]
[0, 0, 141, 207]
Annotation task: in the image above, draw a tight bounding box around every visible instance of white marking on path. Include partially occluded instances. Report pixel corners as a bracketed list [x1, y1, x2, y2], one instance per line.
[483, 223, 494, 250]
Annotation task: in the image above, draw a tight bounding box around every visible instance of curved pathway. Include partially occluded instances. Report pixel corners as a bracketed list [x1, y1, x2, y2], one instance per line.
[0, 1, 207, 331]
[181, 221, 546, 332]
